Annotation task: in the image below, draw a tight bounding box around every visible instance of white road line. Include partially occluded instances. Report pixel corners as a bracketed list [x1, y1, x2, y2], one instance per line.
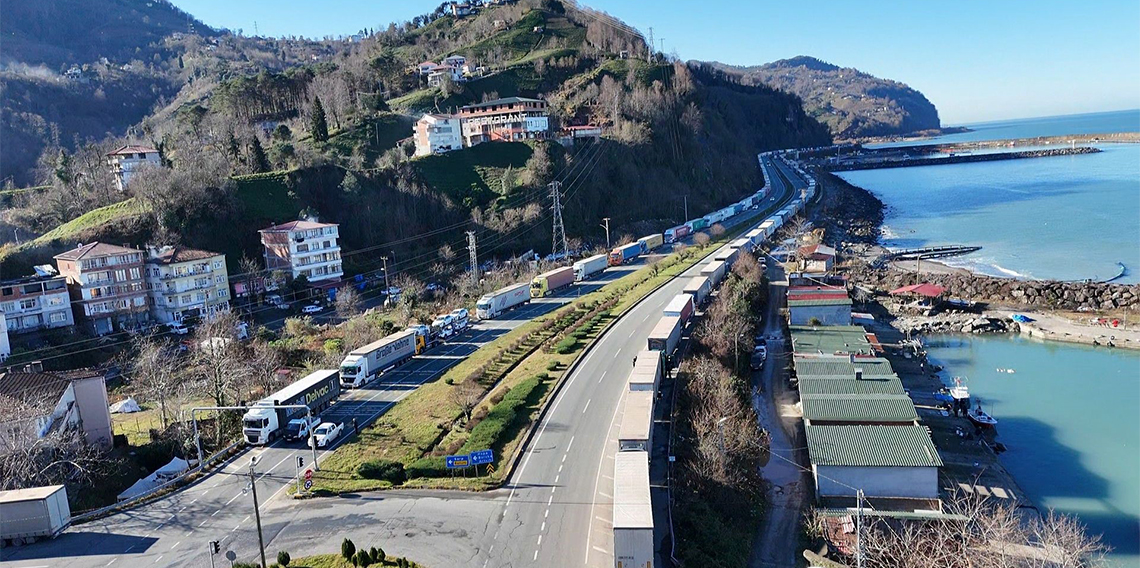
[585, 387, 627, 557]
[565, 435, 575, 452]
[533, 550, 539, 561]
[232, 523, 240, 531]
[593, 545, 609, 554]
[581, 399, 591, 414]
[199, 520, 208, 527]
[153, 556, 163, 564]
[106, 559, 118, 566]
[224, 493, 241, 506]
[211, 510, 220, 516]
[548, 495, 554, 506]
[171, 541, 180, 549]
[541, 521, 546, 531]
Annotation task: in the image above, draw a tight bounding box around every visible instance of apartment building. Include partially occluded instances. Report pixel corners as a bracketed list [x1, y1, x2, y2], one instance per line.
[144, 246, 230, 324]
[457, 97, 550, 146]
[0, 271, 75, 334]
[413, 114, 464, 156]
[259, 220, 343, 283]
[0, 368, 113, 451]
[54, 242, 148, 335]
[106, 145, 161, 190]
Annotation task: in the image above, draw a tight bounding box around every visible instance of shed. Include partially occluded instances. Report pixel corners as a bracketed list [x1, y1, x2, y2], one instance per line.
[801, 394, 919, 425]
[807, 425, 942, 500]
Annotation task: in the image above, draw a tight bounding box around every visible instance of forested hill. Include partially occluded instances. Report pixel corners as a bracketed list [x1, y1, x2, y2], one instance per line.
[710, 56, 942, 139]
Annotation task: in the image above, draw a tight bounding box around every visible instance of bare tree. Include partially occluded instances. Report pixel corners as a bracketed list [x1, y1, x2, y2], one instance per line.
[189, 311, 246, 408]
[450, 379, 483, 423]
[335, 287, 362, 319]
[246, 340, 285, 398]
[0, 395, 109, 491]
[129, 335, 183, 430]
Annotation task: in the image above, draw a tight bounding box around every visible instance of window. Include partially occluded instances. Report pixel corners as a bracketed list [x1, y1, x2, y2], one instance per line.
[115, 269, 127, 282]
[213, 260, 222, 269]
[48, 295, 64, 306]
[129, 267, 141, 280]
[50, 312, 67, 323]
[181, 295, 191, 304]
[2, 287, 12, 296]
[215, 275, 225, 284]
[196, 293, 206, 302]
[1, 302, 13, 312]
[133, 296, 145, 307]
[20, 298, 37, 310]
[219, 289, 228, 298]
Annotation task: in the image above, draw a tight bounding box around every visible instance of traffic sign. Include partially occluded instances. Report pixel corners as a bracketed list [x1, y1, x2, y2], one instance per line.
[445, 454, 470, 469]
[303, 479, 313, 491]
[304, 469, 313, 480]
[470, 449, 494, 465]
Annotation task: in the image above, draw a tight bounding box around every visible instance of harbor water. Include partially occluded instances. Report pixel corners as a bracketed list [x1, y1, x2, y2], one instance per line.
[925, 334, 1140, 566]
[871, 108, 1140, 147]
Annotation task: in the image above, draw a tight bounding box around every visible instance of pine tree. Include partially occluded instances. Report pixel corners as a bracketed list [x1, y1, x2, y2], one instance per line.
[310, 96, 329, 142]
[248, 137, 270, 173]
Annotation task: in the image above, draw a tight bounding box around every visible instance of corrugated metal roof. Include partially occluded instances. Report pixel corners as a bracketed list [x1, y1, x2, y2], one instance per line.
[789, 298, 853, 307]
[802, 395, 918, 423]
[613, 451, 652, 528]
[806, 425, 943, 468]
[619, 391, 654, 441]
[793, 357, 894, 377]
[798, 377, 906, 396]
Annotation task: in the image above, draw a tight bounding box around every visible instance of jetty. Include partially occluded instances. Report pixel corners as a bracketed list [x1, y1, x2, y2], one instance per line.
[873, 245, 981, 268]
[827, 146, 1101, 172]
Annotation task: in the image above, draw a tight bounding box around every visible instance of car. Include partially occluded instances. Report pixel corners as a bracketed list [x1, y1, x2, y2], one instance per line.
[301, 304, 323, 315]
[753, 345, 767, 360]
[166, 322, 190, 335]
[432, 314, 455, 338]
[449, 308, 470, 329]
[750, 354, 765, 371]
[310, 422, 343, 448]
[384, 286, 402, 296]
[284, 416, 320, 442]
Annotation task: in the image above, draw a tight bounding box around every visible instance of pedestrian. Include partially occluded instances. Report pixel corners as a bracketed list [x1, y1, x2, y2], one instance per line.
[632, 355, 637, 366]
[352, 417, 358, 435]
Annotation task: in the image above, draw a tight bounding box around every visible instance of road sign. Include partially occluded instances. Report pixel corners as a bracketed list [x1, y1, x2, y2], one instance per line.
[304, 469, 313, 480]
[446, 454, 470, 469]
[470, 449, 493, 465]
[304, 479, 313, 491]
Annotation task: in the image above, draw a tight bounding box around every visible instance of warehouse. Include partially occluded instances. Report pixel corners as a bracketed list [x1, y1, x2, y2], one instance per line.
[789, 325, 880, 355]
[807, 424, 943, 503]
[801, 394, 919, 426]
[788, 296, 853, 326]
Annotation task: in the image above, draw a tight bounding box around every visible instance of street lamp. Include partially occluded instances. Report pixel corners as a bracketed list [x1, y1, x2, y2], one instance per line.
[248, 456, 268, 568]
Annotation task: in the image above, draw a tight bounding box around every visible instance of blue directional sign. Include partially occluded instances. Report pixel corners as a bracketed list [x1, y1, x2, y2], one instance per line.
[446, 454, 470, 469]
[470, 449, 494, 465]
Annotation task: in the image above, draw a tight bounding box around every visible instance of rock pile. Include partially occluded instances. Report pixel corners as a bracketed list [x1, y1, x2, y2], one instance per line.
[892, 313, 1013, 335]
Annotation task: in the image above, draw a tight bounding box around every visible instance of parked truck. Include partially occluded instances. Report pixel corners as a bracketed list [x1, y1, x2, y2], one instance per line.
[618, 390, 654, 452]
[613, 451, 654, 568]
[531, 266, 575, 298]
[573, 254, 608, 281]
[628, 350, 663, 392]
[682, 276, 711, 306]
[636, 233, 663, 253]
[647, 315, 682, 355]
[339, 329, 421, 388]
[0, 485, 69, 545]
[663, 293, 695, 324]
[700, 260, 727, 287]
[686, 218, 709, 232]
[476, 282, 530, 319]
[241, 369, 340, 445]
[608, 243, 642, 266]
[712, 245, 740, 268]
[664, 224, 691, 244]
[729, 237, 753, 254]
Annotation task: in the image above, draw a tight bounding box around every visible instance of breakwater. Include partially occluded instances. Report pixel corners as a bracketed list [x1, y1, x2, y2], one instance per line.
[829, 146, 1101, 171]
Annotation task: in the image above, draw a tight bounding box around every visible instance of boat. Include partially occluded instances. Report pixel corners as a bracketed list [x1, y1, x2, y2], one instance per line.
[968, 402, 998, 427]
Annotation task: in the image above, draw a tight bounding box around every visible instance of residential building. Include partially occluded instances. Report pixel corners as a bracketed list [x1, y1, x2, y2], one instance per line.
[106, 145, 161, 190]
[0, 368, 114, 451]
[0, 270, 75, 334]
[0, 313, 9, 362]
[54, 243, 148, 335]
[797, 244, 837, 273]
[556, 125, 603, 146]
[144, 246, 230, 324]
[443, 54, 466, 67]
[413, 114, 464, 156]
[426, 65, 464, 87]
[259, 220, 343, 283]
[457, 97, 550, 146]
[449, 2, 472, 16]
[417, 61, 439, 75]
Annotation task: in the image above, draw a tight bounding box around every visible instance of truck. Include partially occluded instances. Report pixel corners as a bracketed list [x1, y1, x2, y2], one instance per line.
[0, 485, 70, 545]
[608, 243, 641, 266]
[618, 390, 654, 452]
[687, 218, 709, 232]
[729, 237, 753, 254]
[613, 451, 653, 568]
[682, 276, 711, 306]
[629, 350, 663, 392]
[636, 233, 663, 254]
[664, 224, 691, 244]
[340, 329, 420, 388]
[531, 266, 575, 298]
[712, 245, 739, 268]
[241, 369, 340, 445]
[700, 260, 727, 287]
[573, 254, 608, 281]
[647, 315, 681, 355]
[476, 282, 530, 319]
[663, 293, 695, 324]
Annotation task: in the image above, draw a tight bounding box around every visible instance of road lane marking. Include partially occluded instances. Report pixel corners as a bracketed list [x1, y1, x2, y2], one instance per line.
[581, 399, 590, 414]
[533, 550, 539, 561]
[153, 556, 162, 564]
[106, 559, 118, 566]
[585, 387, 627, 558]
[171, 541, 180, 549]
[211, 510, 220, 516]
[225, 493, 241, 506]
[593, 545, 609, 554]
[199, 520, 208, 527]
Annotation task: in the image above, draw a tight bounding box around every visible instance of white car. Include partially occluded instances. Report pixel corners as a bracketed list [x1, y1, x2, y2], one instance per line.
[167, 322, 190, 335]
[301, 304, 323, 315]
[310, 422, 343, 448]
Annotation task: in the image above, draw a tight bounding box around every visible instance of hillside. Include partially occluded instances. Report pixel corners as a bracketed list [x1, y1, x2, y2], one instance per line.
[711, 56, 942, 139]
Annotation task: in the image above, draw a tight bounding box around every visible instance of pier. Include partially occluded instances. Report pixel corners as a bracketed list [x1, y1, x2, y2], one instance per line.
[873, 245, 982, 268]
[827, 146, 1101, 172]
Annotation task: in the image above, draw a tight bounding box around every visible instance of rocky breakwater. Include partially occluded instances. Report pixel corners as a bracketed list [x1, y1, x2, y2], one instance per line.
[892, 313, 1014, 336]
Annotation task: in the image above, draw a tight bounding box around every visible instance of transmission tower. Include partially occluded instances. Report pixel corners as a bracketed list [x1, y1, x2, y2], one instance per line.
[466, 231, 479, 286]
[549, 181, 568, 260]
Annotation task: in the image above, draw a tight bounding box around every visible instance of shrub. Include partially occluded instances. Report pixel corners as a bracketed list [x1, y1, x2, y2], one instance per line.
[406, 456, 448, 478]
[342, 538, 356, 562]
[356, 549, 373, 567]
[370, 547, 386, 563]
[277, 551, 291, 566]
[554, 336, 578, 354]
[459, 374, 544, 454]
[357, 459, 407, 484]
[546, 360, 560, 371]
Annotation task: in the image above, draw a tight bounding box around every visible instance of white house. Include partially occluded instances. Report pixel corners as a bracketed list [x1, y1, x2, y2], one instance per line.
[807, 424, 942, 503]
[0, 313, 9, 362]
[144, 246, 230, 324]
[417, 61, 439, 75]
[426, 65, 464, 87]
[413, 114, 463, 156]
[443, 54, 466, 68]
[0, 269, 75, 334]
[106, 145, 161, 190]
[0, 369, 114, 451]
[259, 220, 343, 283]
[449, 2, 472, 16]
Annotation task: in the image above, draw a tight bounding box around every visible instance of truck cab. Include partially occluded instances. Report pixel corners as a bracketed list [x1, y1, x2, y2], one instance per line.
[284, 416, 319, 442]
[340, 354, 367, 388]
[242, 401, 280, 445]
[410, 324, 434, 352]
[476, 296, 494, 319]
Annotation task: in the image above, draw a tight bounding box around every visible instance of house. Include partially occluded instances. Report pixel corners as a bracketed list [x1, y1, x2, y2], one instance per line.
[54, 243, 148, 335]
[259, 220, 343, 283]
[426, 65, 464, 87]
[449, 2, 472, 16]
[417, 61, 439, 75]
[0, 368, 114, 451]
[143, 246, 230, 324]
[64, 66, 83, 79]
[461, 62, 483, 77]
[413, 114, 463, 156]
[557, 125, 603, 146]
[106, 145, 161, 190]
[443, 55, 466, 68]
[0, 269, 75, 334]
[457, 97, 550, 146]
[806, 424, 943, 504]
[0, 314, 9, 362]
[797, 244, 836, 273]
[788, 286, 852, 326]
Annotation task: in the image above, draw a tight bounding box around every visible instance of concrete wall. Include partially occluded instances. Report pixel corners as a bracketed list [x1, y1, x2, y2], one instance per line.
[790, 304, 851, 326]
[814, 464, 938, 499]
[72, 377, 113, 450]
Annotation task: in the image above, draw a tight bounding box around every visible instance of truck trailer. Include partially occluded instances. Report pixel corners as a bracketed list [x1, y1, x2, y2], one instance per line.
[573, 254, 609, 281]
[700, 260, 727, 287]
[663, 293, 694, 324]
[636, 234, 663, 253]
[613, 451, 654, 568]
[629, 350, 663, 392]
[340, 329, 420, 388]
[476, 282, 530, 319]
[647, 315, 681, 355]
[618, 390, 654, 452]
[664, 224, 691, 244]
[687, 218, 709, 232]
[0, 485, 69, 545]
[242, 369, 340, 445]
[608, 243, 642, 266]
[713, 245, 740, 268]
[682, 276, 711, 306]
[531, 266, 575, 298]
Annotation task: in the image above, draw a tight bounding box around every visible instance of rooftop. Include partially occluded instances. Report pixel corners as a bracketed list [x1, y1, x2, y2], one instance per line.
[0, 485, 65, 504]
[798, 377, 906, 396]
[107, 145, 158, 156]
[788, 297, 853, 307]
[260, 220, 338, 232]
[797, 244, 837, 258]
[802, 394, 919, 424]
[460, 96, 545, 111]
[54, 242, 141, 261]
[889, 283, 946, 298]
[793, 356, 895, 377]
[790, 326, 874, 355]
[0, 369, 103, 403]
[806, 425, 943, 468]
[146, 246, 222, 265]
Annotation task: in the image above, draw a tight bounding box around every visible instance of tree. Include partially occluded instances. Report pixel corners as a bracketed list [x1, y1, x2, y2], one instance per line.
[370, 547, 385, 563]
[449, 379, 482, 423]
[276, 551, 291, 566]
[335, 287, 362, 319]
[190, 311, 246, 414]
[310, 96, 330, 142]
[693, 232, 711, 247]
[247, 340, 285, 397]
[129, 335, 183, 430]
[355, 549, 373, 567]
[248, 136, 270, 173]
[0, 394, 110, 491]
[341, 538, 356, 562]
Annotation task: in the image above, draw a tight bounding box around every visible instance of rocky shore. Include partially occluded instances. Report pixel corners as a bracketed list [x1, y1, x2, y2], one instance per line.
[829, 146, 1101, 172]
[891, 313, 1014, 335]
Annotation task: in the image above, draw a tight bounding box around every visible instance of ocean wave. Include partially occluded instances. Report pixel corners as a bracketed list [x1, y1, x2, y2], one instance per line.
[939, 255, 1034, 280]
[879, 224, 900, 240]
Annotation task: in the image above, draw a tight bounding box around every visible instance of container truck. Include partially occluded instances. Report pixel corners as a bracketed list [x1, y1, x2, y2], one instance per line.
[618, 390, 654, 452]
[476, 282, 530, 319]
[745, 229, 765, 248]
[242, 369, 340, 445]
[636, 234, 663, 253]
[663, 293, 695, 324]
[531, 266, 575, 298]
[0, 485, 69, 545]
[664, 224, 691, 243]
[688, 218, 709, 231]
[608, 243, 642, 266]
[713, 245, 739, 268]
[732, 203, 745, 215]
[613, 451, 653, 568]
[682, 276, 711, 306]
[340, 329, 420, 388]
[573, 254, 608, 281]
[647, 315, 681, 355]
[700, 260, 727, 287]
[729, 237, 753, 254]
[629, 350, 663, 392]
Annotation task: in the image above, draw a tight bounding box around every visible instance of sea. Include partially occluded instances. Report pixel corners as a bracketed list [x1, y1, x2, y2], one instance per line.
[842, 109, 1140, 283]
[925, 335, 1140, 567]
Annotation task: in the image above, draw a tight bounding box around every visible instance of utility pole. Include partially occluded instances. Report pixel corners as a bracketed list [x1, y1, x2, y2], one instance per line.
[658, 38, 665, 61]
[249, 458, 268, 568]
[466, 231, 479, 287]
[646, 27, 654, 62]
[549, 181, 568, 260]
[600, 217, 611, 250]
[856, 488, 865, 568]
[683, 195, 688, 221]
[380, 255, 390, 295]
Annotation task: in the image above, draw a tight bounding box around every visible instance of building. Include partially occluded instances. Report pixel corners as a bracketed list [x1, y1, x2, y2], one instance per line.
[0, 368, 113, 451]
[457, 97, 550, 146]
[106, 145, 161, 190]
[0, 270, 75, 334]
[413, 114, 464, 157]
[417, 61, 439, 75]
[259, 220, 343, 283]
[806, 424, 942, 504]
[426, 65, 464, 87]
[54, 243, 148, 335]
[788, 290, 852, 326]
[797, 244, 836, 273]
[144, 246, 230, 324]
[448, 1, 472, 16]
[0, 313, 9, 362]
[801, 394, 919, 426]
[443, 54, 466, 67]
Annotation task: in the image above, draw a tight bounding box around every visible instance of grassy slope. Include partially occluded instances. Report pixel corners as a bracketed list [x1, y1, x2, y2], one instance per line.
[411, 141, 533, 208]
[31, 198, 149, 246]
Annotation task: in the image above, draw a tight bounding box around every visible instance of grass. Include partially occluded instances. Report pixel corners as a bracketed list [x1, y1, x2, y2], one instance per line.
[320, 113, 416, 162]
[285, 554, 425, 568]
[412, 142, 533, 209]
[31, 198, 149, 246]
[232, 169, 300, 222]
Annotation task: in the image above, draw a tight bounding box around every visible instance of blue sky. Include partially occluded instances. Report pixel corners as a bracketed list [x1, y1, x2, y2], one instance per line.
[171, 0, 1140, 124]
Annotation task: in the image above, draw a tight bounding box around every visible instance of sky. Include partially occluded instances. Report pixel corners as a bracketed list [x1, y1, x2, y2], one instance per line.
[170, 0, 1140, 124]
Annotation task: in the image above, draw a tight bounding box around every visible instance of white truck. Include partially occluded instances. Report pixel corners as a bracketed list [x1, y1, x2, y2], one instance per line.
[242, 369, 340, 445]
[0, 485, 70, 545]
[618, 390, 654, 452]
[573, 254, 609, 281]
[613, 451, 653, 568]
[339, 329, 421, 388]
[476, 282, 530, 319]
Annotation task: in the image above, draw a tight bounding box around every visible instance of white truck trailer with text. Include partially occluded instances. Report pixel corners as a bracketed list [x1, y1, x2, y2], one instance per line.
[339, 329, 421, 388]
[242, 369, 340, 445]
[476, 282, 530, 319]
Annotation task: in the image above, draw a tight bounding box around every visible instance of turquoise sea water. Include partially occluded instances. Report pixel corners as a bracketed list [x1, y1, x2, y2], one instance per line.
[925, 335, 1140, 567]
[871, 109, 1140, 147]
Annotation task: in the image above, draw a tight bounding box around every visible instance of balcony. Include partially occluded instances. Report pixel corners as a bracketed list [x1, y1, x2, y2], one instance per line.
[158, 267, 214, 280]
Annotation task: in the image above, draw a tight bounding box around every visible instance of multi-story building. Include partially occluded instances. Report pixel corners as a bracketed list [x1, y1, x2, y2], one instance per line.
[413, 114, 464, 156]
[0, 367, 113, 451]
[143, 246, 230, 324]
[53, 242, 148, 335]
[458, 97, 550, 146]
[426, 64, 464, 87]
[259, 220, 343, 283]
[0, 270, 75, 334]
[106, 145, 161, 190]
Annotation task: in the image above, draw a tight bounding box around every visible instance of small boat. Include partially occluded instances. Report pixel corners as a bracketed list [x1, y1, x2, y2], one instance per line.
[995, 368, 1016, 374]
[968, 402, 998, 427]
